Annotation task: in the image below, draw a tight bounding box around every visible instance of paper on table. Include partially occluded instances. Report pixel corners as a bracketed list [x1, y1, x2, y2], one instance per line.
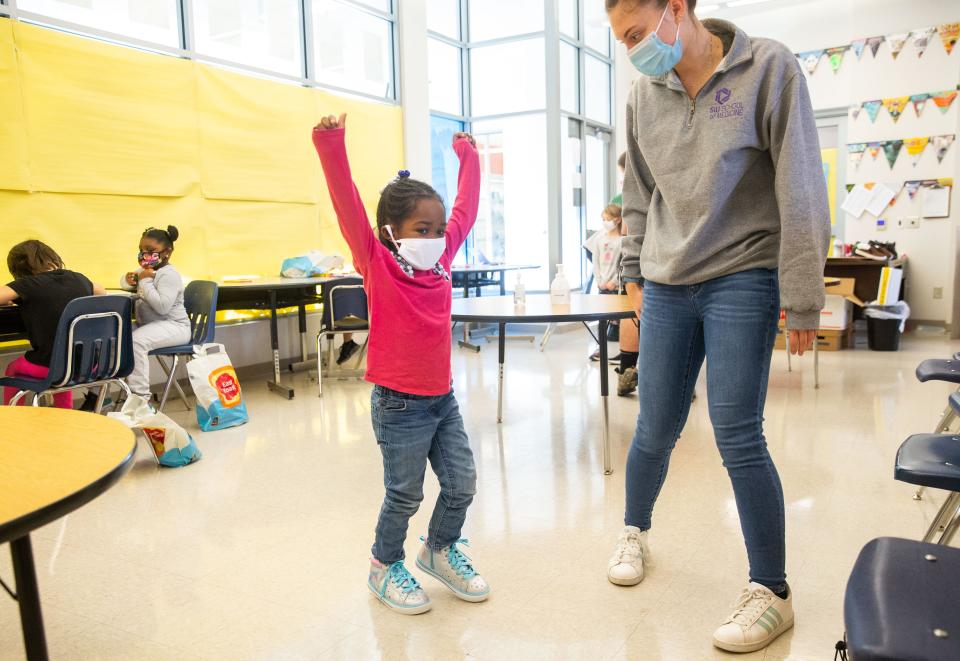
[841, 184, 871, 218]
[865, 183, 897, 217]
[921, 185, 951, 218]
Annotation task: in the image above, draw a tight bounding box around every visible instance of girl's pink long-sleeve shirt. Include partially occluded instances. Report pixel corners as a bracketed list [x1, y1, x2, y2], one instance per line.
[312, 128, 480, 396]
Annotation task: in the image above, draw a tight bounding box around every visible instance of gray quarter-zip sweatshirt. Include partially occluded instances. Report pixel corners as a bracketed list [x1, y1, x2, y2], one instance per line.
[621, 19, 830, 330]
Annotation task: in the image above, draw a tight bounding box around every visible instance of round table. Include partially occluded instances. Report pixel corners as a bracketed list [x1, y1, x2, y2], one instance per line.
[451, 294, 637, 475]
[0, 408, 136, 661]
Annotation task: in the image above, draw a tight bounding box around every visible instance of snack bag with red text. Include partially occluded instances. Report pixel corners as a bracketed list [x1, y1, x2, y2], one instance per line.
[107, 394, 202, 467]
[186, 343, 249, 432]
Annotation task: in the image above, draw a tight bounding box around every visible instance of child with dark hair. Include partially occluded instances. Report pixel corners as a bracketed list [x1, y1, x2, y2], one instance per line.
[1, 240, 106, 407]
[312, 113, 489, 615]
[120, 225, 190, 399]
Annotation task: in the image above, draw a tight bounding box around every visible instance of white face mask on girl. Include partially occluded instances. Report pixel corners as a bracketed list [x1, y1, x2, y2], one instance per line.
[602, 220, 618, 232]
[385, 225, 446, 271]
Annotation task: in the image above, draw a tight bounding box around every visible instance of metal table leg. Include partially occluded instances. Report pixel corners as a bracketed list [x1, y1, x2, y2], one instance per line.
[11, 535, 48, 661]
[599, 319, 612, 475]
[814, 331, 819, 389]
[288, 304, 314, 373]
[497, 322, 506, 423]
[458, 274, 482, 352]
[266, 290, 294, 399]
[499, 270, 506, 295]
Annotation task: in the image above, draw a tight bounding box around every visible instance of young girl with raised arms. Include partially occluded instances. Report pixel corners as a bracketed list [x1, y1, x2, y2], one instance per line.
[312, 114, 490, 614]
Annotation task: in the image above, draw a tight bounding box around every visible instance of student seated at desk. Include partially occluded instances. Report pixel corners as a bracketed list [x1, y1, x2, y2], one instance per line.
[119, 226, 190, 401]
[1, 240, 105, 408]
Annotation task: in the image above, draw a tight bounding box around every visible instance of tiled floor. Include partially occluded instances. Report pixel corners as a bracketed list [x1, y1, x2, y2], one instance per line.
[2, 327, 958, 660]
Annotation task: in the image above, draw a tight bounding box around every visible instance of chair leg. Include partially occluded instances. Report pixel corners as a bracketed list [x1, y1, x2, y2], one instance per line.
[169, 357, 191, 411]
[813, 332, 819, 389]
[923, 491, 960, 542]
[785, 332, 792, 372]
[935, 495, 960, 545]
[157, 356, 177, 412]
[540, 323, 556, 352]
[9, 390, 27, 406]
[354, 336, 369, 369]
[317, 333, 323, 397]
[93, 384, 109, 415]
[32, 393, 40, 407]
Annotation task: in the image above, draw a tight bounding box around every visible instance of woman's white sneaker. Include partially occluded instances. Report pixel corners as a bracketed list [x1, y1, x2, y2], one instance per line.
[712, 582, 794, 653]
[416, 538, 490, 602]
[367, 560, 432, 615]
[607, 526, 650, 586]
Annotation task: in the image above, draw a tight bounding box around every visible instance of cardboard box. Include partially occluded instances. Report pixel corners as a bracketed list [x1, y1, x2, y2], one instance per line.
[775, 326, 853, 352]
[776, 277, 863, 330]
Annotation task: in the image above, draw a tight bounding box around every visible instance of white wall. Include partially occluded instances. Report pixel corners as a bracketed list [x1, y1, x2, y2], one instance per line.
[613, 0, 960, 325]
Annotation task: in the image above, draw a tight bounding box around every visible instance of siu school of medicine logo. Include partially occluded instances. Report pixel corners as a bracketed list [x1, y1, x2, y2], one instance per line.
[710, 87, 744, 119]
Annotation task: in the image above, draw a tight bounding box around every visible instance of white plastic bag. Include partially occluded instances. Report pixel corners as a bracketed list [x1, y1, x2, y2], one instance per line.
[865, 301, 911, 332]
[280, 251, 344, 278]
[186, 343, 248, 432]
[108, 395, 202, 467]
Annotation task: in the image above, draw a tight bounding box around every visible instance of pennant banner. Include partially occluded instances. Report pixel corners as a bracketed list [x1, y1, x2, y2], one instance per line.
[903, 137, 929, 165]
[932, 90, 958, 114]
[863, 100, 883, 123]
[866, 36, 885, 58]
[850, 38, 867, 60]
[939, 22, 959, 55]
[909, 93, 931, 117]
[904, 181, 922, 200]
[932, 135, 956, 164]
[883, 140, 903, 168]
[849, 104, 862, 122]
[911, 27, 936, 57]
[847, 142, 867, 169]
[846, 184, 856, 193]
[886, 32, 909, 58]
[826, 46, 847, 73]
[882, 96, 910, 122]
[867, 142, 883, 161]
[797, 50, 824, 74]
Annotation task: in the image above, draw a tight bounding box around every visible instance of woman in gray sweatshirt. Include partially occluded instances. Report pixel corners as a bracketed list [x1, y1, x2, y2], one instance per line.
[121, 226, 191, 399]
[603, 0, 830, 654]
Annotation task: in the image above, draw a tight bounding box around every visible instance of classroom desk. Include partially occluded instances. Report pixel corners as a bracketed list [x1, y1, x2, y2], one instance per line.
[0, 305, 27, 343]
[451, 294, 636, 475]
[0, 408, 135, 661]
[451, 264, 540, 298]
[216, 277, 330, 399]
[825, 257, 904, 308]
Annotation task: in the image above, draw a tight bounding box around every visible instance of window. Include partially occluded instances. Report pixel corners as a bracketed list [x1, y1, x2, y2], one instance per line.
[18, 0, 180, 47]
[470, 38, 545, 117]
[467, 0, 542, 42]
[559, 0, 579, 39]
[561, 118, 585, 289]
[351, 0, 391, 12]
[431, 115, 468, 262]
[584, 54, 611, 123]
[426, 0, 460, 39]
[192, 0, 302, 76]
[584, 0, 611, 55]
[311, 0, 395, 98]
[472, 114, 550, 290]
[428, 37, 462, 116]
[560, 41, 579, 114]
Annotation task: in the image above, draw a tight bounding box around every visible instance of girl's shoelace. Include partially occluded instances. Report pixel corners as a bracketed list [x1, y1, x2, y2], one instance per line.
[729, 589, 770, 626]
[388, 563, 422, 594]
[447, 539, 477, 579]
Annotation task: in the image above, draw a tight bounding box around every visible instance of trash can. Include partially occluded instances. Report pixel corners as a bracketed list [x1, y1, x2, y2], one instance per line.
[864, 301, 910, 352]
[867, 317, 901, 351]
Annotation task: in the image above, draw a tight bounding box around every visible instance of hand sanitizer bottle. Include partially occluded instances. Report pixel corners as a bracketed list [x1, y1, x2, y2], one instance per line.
[513, 273, 526, 308]
[550, 264, 571, 305]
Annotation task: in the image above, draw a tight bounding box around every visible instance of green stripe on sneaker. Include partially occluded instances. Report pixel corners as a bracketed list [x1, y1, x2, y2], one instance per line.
[759, 612, 779, 631]
[755, 616, 774, 634]
[765, 607, 783, 626]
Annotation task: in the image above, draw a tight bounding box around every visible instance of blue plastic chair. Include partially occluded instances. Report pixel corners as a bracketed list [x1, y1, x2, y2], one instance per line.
[1, 295, 134, 411]
[316, 277, 368, 397]
[844, 537, 960, 660]
[148, 280, 218, 412]
[911, 356, 960, 501]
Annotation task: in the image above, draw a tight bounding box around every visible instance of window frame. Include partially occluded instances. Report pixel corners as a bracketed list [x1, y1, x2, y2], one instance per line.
[1, 0, 401, 104]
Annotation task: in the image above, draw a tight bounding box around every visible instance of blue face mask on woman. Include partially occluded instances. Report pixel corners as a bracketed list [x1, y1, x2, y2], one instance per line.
[627, 4, 683, 76]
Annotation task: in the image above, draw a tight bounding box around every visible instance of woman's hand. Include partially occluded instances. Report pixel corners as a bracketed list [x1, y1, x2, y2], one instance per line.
[139, 268, 157, 281]
[789, 329, 816, 356]
[453, 131, 476, 147]
[315, 114, 347, 131]
[625, 281, 643, 318]
[124, 272, 138, 287]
